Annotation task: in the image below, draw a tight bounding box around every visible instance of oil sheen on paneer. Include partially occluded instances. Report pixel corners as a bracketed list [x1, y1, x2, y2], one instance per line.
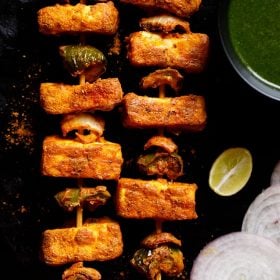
[127, 31, 209, 73]
[41, 136, 123, 180]
[116, 178, 198, 220]
[120, 0, 202, 18]
[37, 2, 119, 35]
[41, 218, 123, 266]
[40, 78, 123, 114]
[122, 93, 207, 131]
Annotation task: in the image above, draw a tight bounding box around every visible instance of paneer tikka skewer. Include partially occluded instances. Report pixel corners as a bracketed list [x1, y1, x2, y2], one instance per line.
[37, 0, 124, 278]
[116, 6, 209, 279]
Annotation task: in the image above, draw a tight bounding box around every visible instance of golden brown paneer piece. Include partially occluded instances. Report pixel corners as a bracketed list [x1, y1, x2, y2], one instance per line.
[37, 2, 119, 35]
[41, 218, 123, 266]
[116, 178, 198, 220]
[122, 93, 207, 131]
[40, 78, 123, 114]
[41, 136, 123, 180]
[120, 0, 202, 18]
[127, 31, 209, 73]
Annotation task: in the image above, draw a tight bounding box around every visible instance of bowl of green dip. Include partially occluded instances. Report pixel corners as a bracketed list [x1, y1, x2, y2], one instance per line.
[219, 0, 280, 101]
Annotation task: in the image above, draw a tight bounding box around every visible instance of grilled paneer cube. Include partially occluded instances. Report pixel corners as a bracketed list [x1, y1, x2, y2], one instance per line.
[116, 178, 198, 220]
[122, 93, 206, 131]
[127, 31, 209, 73]
[40, 78, 123, 114]
[41, 218, 123, 265]
[41, 136, 123, 180]
[120, 0, 201, 18]
[37, 2, 119, 35]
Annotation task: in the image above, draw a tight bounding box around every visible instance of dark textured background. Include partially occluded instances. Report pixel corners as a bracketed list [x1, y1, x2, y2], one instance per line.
[0, 0, 279, 279]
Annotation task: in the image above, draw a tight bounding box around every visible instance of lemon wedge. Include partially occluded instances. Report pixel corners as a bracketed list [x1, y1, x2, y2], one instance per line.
[209, 147, 253, 196]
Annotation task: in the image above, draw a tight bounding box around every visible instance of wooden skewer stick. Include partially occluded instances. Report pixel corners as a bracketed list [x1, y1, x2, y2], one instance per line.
[79, 0, 86, 83]
[79, 74, 86, 85]
[76, 206, 83, 228]
[155, 219, 163, 234]
[159, 84, 166, 99]
[77, 0, 86, 227]
[156, 273, 162, 280]
[77, 65, 86, 228]
[155, 219, 163, 280]
[80, 33, 86, 46]
[156, 84, 167, 280]
[76, 179, 84, 228]
[158, 85, 166, 136]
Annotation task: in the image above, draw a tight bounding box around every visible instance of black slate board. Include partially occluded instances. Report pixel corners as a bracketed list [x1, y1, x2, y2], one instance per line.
[0, 0, 279, 279]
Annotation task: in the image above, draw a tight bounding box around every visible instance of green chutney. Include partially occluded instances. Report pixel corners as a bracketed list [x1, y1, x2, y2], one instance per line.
[228, 0, 280, 89]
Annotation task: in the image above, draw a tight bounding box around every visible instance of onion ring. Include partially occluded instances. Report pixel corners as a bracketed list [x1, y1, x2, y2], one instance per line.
[241, 184, 280, 245]
[271, 160, 280, 186]
[190, 232, 280, 280]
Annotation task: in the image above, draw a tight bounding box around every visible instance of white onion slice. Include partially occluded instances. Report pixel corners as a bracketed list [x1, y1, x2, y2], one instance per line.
[61, 113, 105, 143]
[190, 232, 280, 280]
[241, 184, 280, 245]
[271, 160, 280, 186]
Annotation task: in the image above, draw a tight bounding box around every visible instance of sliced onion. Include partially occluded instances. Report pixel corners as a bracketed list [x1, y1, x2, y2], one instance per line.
[61, 113, 105, 143]
[241, 184, 280, 245]
[144, 135, 178, 153]
[141, 232, 182, 249]
[141, 68, 183, 92]
[271, 160, 280, 186]
[139, 14, 191, 34]
[190, 232, 280, 280]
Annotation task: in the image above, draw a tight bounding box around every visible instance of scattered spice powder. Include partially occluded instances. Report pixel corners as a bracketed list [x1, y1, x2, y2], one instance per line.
[108, 32, 122, 55]
[4, 111, 35, 152]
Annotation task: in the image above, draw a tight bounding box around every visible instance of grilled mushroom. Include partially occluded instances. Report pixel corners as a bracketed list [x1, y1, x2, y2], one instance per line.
[138, 136, 183, 180]
[62, 262, 101, 280]
[131, 245, 184, 280]
[137, 152, 183, 180]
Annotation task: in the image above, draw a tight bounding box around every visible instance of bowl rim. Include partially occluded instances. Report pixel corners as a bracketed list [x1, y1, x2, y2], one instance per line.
[218, 0, 280, 101]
